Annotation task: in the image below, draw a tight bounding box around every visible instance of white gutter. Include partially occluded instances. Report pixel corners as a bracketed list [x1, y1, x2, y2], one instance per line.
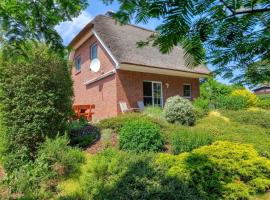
[84, 69, 116, 85]
[92, 29, 120, 69]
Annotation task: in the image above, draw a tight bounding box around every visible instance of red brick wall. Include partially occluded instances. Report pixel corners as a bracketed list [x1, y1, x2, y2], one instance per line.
[116, 70, 200, 115]
[72, 35, 118, 120]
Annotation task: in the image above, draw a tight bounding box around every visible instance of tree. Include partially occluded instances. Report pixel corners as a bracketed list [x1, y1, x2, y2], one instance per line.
[0, 42, 73, 172]
[0, 0, 88, 51]
[102, 0, 270, 84]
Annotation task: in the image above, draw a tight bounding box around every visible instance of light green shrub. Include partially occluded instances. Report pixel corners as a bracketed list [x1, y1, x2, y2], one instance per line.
[5, 135, 85, 199]
[97, 113, 167, 133]
[215, 95, 248, 110]
[164, 95, 196, 125]
[119, 119, 164, 152]
[222, 109, 270, 129]
[79, 149, 199, 200]
[171, 128, 214, 154]
[156, 141, 270, 199]
[193, 97, 209, 110]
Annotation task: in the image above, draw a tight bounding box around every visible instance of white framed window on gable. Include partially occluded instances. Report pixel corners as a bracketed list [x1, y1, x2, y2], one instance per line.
[75, 56, 81, 72]
[183, 84, 192, 98]
[143, 81, 163, 107]
[90, 43, 98, 60]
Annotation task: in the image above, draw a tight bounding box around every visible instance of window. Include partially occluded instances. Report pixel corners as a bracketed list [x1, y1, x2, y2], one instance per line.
[75, 56, 81, 71]
[183, 84, 192, 98]
[90, 43, 98, 60]
[143, 81, 163, 107]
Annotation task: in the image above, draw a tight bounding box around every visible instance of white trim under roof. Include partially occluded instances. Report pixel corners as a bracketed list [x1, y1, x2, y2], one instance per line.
[92, 29, 120, 69]
[84, 69, 116, 85]
[120, 63, 210, 78]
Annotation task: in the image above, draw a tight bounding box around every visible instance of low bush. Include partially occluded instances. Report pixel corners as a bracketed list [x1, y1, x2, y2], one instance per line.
[257, 94, 270, 110]
[68, 119, 100, 148]
[171, 128, 214, 154]
[222, 109, 270, 129]
[60, 142, 270, 200]
[78, 149, 199, 200]
[156, 141, 270, 199]
[193, 97, 209, 110]
[231, 89, 258, 106]
[119, 119, 164, 152]
[5, 135, 85, 199]
[164, 96, 196, 125]
[215, 95, 248, 110]
[97, 113, 167, 133]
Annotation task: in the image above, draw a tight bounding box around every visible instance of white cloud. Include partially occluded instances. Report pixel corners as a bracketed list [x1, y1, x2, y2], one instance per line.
[56, 11, 93, 45]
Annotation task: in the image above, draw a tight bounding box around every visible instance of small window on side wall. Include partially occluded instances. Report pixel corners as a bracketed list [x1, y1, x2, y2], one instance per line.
[90, 43, 98, 60]
[183, 84, 192, 98]
[75, 56, 81, 71]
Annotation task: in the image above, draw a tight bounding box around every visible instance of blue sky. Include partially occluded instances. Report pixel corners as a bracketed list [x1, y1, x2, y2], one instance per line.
[56, 0, 228, 84]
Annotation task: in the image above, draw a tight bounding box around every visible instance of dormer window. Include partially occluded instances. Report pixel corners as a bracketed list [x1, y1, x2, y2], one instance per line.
[75, 56, 81, 71]
[90, 43, 98, 60]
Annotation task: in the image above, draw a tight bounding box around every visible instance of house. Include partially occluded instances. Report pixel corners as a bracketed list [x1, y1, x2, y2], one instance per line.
[253, 86, 270, 95]
[69, 13, 211, 120]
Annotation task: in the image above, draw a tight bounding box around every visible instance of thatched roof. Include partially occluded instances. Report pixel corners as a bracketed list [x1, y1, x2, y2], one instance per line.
[69, 15, 210, 75]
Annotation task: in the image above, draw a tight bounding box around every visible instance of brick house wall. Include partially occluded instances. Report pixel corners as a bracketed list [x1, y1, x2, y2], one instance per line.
[72, 35, 118, 120]
[116, 70, 200, 115]
[72, 34, 201, 120]
[254, 88, 270, 95]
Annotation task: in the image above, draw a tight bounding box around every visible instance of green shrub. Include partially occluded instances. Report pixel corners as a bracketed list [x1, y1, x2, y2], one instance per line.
[215, 95, 248, 110]
[79, 149, 199, 200]
[222, 109, 270, 129]
[193, 97, 209, 110]
[68, 119, 100, 148]
[156, 141, 270, 199]
[97, 113, 167, 133]
[257, 94, 270, 109]
[164, 95, 196, 125]
[231, 89, 259, 106]
[119, 119, 164, 152]
[171, 128, 214, 154]
[0, 42, 73, 172]
[143, 106, 164, 119]
[5, 135, 85, 199]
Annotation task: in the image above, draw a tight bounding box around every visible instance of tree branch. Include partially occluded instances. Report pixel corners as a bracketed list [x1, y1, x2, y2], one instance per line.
[219, 0, 235, 14]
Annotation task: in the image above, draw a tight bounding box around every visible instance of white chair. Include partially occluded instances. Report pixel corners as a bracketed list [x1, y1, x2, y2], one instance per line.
[119, 101, 139, 113]
[137, 101, 145, 111]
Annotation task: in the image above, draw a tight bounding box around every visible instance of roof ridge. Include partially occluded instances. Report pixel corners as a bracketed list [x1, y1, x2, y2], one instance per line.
[98, 14, 156, 33]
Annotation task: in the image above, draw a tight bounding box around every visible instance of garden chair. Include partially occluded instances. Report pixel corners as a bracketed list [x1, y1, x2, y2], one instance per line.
[119, 101, 139, 113]
[137, 101, 145, 111]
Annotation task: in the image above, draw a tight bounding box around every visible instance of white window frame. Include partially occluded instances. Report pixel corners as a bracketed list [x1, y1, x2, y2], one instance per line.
[90, 43, 98, 60]
[183, 83, 192, 98]
[143, 81, 163, 107]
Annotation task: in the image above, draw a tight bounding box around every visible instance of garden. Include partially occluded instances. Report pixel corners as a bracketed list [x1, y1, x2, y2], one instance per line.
[54, 80, 270, 200]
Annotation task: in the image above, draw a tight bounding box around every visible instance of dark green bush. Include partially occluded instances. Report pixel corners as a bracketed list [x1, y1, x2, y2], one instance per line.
[171, 129, 214, 154]
[164, 96, 196, 125]
[5, 135, 85, 199]
[80, 149, 199, 200]
[0, 42, 73, 172]
[119, 119, 164, 152]
[68, 118, 100, 148]
[215, 95, 248, 110]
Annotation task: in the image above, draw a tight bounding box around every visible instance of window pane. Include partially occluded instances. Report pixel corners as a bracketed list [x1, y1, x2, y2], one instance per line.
[144, 97, 152, 106]
[90, 44, 98, 59]
[75, 57, 81, 71]
[143, 82, 152, 96]
[183, 85, 191, 97]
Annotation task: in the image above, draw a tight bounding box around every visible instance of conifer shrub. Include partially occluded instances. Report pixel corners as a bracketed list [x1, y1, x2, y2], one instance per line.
[119, 119, 164, 152]
[164, 95, 196, 125]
